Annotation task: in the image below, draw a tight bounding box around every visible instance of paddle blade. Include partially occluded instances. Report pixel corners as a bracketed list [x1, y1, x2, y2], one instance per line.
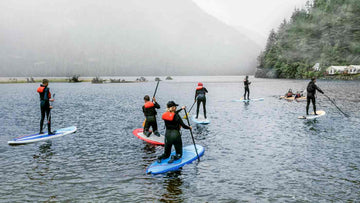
[142, 119, 146, 127]
[183, 113, 189, 119]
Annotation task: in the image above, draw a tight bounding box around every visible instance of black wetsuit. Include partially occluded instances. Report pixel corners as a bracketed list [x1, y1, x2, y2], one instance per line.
[244, 79, 250, 100]
[306, 81, 324, 115]
[142, 102, 160, 134]
[195, 87, 208, 119]
[159, 109, 191, 161]
[38, 84, 52, 133]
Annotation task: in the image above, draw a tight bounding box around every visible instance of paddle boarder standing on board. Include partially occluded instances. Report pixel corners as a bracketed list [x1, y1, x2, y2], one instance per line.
[195, 82, 208, 119]
[37, 79, 54, 134]
[142, 95, 161, 137]
[244, 76, 251, 100]
[158, 101, 192, 164]
[306, 77, 324, 115]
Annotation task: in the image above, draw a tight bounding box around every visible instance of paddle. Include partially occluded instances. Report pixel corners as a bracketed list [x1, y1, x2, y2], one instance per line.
[143, 80, 160, 127]
[323, 94, 350, 117]
[184, 108, 200, 162]
[183, 100, 196, 119]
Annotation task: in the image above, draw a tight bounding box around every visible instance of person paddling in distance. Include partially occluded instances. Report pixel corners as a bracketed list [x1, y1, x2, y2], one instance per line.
[158, 101, 192, 164]
[37, 79, 55, 134]
[243, 75, 251, 100]
[195, 82, 208, 119]
[285, 89, 293, 98]
[142, 95, 161, 137]
[306, 77, 324, 115]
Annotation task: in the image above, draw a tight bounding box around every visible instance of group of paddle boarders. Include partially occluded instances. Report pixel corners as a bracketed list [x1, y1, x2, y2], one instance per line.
[141, 83, 208, 164]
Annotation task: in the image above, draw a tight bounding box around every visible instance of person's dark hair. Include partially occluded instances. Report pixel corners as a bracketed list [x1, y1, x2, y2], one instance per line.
[144, 95, 150, 101]
[311, 77, 316, 81]
[42, 79, 49, 84]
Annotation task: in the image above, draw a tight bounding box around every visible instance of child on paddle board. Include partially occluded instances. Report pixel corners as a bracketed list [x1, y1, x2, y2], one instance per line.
[142, 95, 161, 137]
[244, 76, 251, 100]
[195, 82, 208, 119]
[306, 77, 324, 115]
[158, 101, 192, 164]
[37, 79, 54, 134]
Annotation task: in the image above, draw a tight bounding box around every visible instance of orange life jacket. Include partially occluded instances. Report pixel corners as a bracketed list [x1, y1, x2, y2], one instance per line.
[162, 111, 175, 121]
[37, 86, 51, 99]
[144, 101, 154, 108]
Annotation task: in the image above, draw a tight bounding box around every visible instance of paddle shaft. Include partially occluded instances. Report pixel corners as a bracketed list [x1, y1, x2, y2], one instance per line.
[188, 100, 196, 113]
[323, 94, 350, 117]
[152, 80, 160, 99]
[184, 108, 200, 162]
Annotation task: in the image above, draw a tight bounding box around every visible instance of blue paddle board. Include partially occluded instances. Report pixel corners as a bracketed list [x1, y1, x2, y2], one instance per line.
[191, 115, 210, 125]
[146, 144, 205, 174]
[232, 98, 264, 102]
[8, 126, 77, 145]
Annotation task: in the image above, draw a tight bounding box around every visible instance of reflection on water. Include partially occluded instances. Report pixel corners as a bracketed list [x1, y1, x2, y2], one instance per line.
[160, 171, 184, 202]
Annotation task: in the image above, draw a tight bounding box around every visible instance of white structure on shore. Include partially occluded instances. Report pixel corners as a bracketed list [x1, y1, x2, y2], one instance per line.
[326, 66, 347, 75]
[312, 63, 320, 71]
[347, 65, 360, 74]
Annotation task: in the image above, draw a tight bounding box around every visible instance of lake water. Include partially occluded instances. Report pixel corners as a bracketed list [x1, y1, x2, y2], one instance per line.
[1, 76, 359, 202]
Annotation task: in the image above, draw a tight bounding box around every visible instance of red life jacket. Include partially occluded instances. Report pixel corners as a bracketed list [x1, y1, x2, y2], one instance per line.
[287, 92, 293, 97]
[37, 86, 51, 98]
[162, 111, 175, 121]
[37, 86, 45, 93]
[144, 101, 154, 108]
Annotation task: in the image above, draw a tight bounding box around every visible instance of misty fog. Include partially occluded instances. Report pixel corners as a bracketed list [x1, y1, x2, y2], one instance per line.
[0, 0, 261, 77]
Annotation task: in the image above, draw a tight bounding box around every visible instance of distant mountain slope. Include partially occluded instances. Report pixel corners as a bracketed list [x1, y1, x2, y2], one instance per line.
[0, 0, 261, 76]
[256, 0, 360, 79]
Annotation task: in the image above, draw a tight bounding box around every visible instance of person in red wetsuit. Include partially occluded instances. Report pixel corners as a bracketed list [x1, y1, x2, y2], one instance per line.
[37, 79, 54, 134]
[142, 95, 160, 137]
[195, 82, 208, 119]
[157, 101, 192, 164]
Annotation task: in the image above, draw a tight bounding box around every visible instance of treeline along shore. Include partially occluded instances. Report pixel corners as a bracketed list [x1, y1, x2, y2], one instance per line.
[256, 0, 360, 80]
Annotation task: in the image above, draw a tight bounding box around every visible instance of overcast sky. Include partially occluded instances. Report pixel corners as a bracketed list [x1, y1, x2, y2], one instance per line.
[192, 0, 309, 44]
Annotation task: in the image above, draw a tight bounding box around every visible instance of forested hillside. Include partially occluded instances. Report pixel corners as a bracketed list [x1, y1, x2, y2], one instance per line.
[256, 0, 360, 78]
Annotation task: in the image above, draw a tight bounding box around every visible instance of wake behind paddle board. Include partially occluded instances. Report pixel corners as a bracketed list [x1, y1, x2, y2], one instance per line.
[132, 128, 165, 145]
[191, 115, 210, 125]
[232, 98, 264, 102]
[298, 110, 326, 119]
[8, 126, 77, 145]
[146, 144, 204, 174]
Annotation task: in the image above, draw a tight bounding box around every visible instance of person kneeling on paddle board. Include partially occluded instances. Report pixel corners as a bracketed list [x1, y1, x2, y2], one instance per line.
[285, 89, 293, 98]
[244, 76, 251, 100]
[306, 77, 324, 115]
[143, 95, 161, 137]
[158, 101, 192, 164]
[37, 79, 55, 134]
[195, 82, 208, 119]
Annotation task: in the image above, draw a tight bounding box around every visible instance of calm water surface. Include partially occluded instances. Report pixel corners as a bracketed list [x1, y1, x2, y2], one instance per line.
[0, 76, 359, 202]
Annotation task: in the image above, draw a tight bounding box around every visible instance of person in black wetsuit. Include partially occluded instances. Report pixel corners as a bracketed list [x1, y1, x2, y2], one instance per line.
[306, 77, 324, 115]
[142, 95, 160, 137]
[244, 76, 251, 100]
[195, 82, 208, 119]
[37, 79, 54, 134]
[157, 101, 192, 164]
